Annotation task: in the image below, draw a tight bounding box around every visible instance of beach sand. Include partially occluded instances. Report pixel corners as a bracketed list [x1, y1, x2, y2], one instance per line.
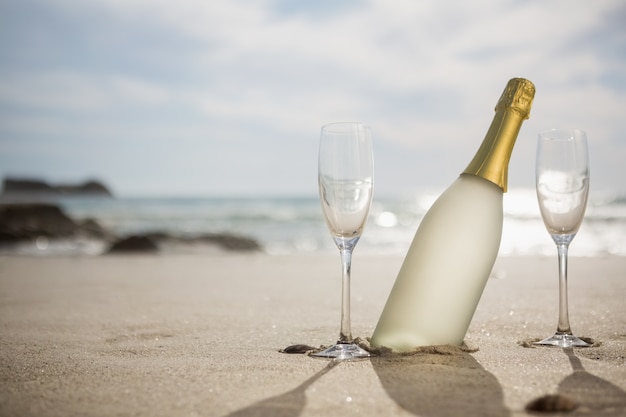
[0, 254, 624, 416]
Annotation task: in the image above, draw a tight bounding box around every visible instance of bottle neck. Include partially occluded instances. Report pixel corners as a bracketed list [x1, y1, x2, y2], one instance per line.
[461, 108, 525, 192]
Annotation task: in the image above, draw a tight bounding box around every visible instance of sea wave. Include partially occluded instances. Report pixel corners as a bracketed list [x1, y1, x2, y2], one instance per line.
[1, 189, 624, 256]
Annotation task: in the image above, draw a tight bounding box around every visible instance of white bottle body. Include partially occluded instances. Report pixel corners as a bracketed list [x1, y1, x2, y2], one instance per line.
[371, 174, 503, 350]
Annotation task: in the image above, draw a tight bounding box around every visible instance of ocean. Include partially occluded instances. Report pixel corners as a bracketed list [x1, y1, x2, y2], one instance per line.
[3, 188, 623, 257]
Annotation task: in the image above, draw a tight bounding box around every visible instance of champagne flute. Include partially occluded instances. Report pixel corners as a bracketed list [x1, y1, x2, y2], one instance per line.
[313, 122, 374, 359]
[535, 128, 591, 348]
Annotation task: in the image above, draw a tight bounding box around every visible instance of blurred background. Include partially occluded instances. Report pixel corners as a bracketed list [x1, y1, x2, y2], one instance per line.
[1, 0, 625, 256]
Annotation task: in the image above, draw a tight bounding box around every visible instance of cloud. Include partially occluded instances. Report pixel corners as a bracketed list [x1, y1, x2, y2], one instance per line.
[0, 71, 170, 113]
[0, 0, 624, 195]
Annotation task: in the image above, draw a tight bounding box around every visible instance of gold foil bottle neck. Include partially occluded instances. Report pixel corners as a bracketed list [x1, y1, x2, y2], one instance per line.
[462, 78, 535, 192]
[495, 77, 535, 119]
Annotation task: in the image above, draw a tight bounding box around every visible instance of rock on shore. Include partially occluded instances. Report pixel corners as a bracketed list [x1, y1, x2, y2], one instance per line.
[106, 233, 262, 254]
[1, 177, 113, 198]
[0, 203, 110, 243]
[0, 203, 262, 254]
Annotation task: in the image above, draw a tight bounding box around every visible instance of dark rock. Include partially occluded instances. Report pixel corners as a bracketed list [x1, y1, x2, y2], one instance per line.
[2, 178, 55, 194]
[107, 235, 159, 253]
[0, 204, 115, 246]
[190, 233, 261, 251]
[279, 344, 318, 354]
[56, 180, 112, 196]
[2, 177, 113, 197]
[0, 231, 22, 244]
[0, 201, 261, 255]
[112, 231, 263, 253]
[0, 204, 78, 241]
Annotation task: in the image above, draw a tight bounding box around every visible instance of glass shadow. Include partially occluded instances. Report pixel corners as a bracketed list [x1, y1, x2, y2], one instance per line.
[372, 350, 509, 417]
[558, 348, 626, 414]
[223, 360, 338, 417]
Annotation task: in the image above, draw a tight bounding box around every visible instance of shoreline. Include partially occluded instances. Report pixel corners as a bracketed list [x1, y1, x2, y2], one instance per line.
[1, 254, 624, 416]
[2, 194, 625, 258]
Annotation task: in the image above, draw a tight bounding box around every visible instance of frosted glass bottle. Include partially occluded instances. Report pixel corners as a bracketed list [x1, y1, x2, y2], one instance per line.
[371, 78, 535, 351]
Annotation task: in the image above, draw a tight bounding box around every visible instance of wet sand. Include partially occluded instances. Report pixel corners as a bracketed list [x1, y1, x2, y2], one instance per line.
[0, 254, 624, 416]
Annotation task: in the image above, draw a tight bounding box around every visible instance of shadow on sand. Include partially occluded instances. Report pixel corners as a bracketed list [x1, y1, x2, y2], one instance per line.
[558, 348, 626, 415]
[372, 350, 510, 417]
[223, 360, 338, 417]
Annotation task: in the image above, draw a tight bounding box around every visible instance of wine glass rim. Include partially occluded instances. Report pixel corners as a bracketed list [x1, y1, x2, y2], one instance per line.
[539, 128, 587, 138]
[322, 121, 370, 130]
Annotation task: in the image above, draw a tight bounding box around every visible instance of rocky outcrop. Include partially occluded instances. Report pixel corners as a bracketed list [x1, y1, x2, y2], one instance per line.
[0, 202, 263, 254]
[0, 203, 111, 244]
[56, 180, 112, 196]
[2, 178, 113, 197]
[191, 233, 262, 251]
[0, 204, 78, 242]
[105, 232, 262, 254]
[107, 235, 159, 253]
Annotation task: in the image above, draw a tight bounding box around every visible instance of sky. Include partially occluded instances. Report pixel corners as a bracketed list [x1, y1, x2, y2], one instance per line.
[0, 0, 625, 197]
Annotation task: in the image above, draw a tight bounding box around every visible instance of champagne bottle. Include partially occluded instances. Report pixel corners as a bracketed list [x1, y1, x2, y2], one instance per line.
[371, 78, 535, 351]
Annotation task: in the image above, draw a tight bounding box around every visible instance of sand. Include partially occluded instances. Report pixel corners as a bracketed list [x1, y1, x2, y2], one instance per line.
[0, 253, 625, 416]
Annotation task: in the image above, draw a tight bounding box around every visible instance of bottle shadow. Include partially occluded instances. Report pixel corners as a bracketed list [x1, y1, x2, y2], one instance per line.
[557, 348, 626, 415]
[371, 350, 510, 417]
[222, 359, 339, 417]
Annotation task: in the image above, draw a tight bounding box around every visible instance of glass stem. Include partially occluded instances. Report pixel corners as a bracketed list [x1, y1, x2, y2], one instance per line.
[556, 243, 573, 334]
[338, 247, 353, 343]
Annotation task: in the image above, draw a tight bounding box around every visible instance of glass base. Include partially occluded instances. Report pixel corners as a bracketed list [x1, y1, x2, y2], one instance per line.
[534, 332, 592, 348]
[311, 342, 372, 360]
